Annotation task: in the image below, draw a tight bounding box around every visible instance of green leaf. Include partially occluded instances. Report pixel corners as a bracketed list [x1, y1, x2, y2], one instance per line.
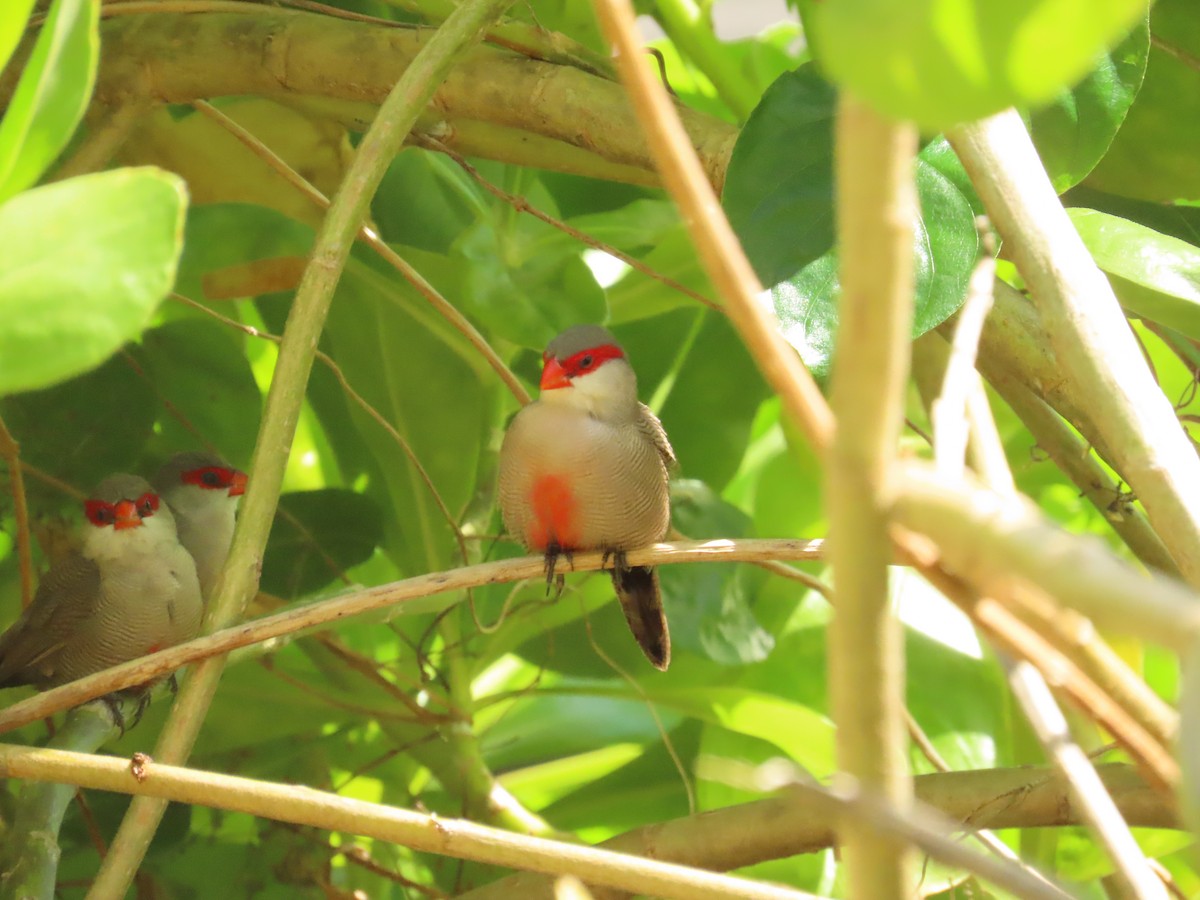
[723, 67, 836, 287]
[1069, 208, 1200, 337]
[725, 68, 979, 378]
[261, 489, 384, 599]
[769, 160, 978, 379]
[662, 480, 775, 665]
[139, 319, 262, 464]
[0, 0, 98, 203]
[0, 168, 188, 395]
[0, 353, 156, 499]
[0, 0, 35, 73]
[1087, 0, 1200, 201]
[811, 0, 1148, 129]
[1029, 13, 1149, 192]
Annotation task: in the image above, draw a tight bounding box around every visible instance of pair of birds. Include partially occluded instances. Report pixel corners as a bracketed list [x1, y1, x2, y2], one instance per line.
[0, 453, 247, 691]
[0, 323, 673, 693]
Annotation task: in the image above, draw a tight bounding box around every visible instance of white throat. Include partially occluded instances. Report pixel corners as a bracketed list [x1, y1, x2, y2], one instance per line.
[540, 359, 639, 421]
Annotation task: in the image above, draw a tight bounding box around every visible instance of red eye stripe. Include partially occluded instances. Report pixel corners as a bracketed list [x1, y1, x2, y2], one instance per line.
[559, 344, 624, 378]
[84, 500, 116, 527]
[136, 492, 160, 515]
[182, 466, 235, 490]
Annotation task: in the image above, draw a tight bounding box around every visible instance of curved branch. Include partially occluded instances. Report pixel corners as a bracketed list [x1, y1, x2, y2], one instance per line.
[0, 539, 823, 735]
[0, 742, 817, 900]
[1, 5, 738, 191]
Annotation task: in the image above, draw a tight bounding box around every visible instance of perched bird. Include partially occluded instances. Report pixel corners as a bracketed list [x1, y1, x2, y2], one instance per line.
[0, 475, 203, 690]
[152, 451, 247, 601]
[498, 325, 676, 670]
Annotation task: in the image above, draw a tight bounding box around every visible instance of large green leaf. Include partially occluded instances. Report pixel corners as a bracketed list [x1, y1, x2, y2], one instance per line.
[0, 0, 35, 73]
[139, 319, 261, 465]
[261, 489, 384, 600]
[723, 67, 836, 287]
[325, 248, 496, 576]
[0, 0, 98, 203]
[1029, 13, 1149, 193]
[663, 479, 774, 665]
[811, 0, 1148, 129]
[1087, 0, 1200, 201]
[724, 68, 979, 378]
[0, 168, 187, 394]
[1069, 208, 1200, 338]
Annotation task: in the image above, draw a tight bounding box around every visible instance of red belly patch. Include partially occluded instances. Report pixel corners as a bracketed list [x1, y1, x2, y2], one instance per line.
[528, 474, 579, 550]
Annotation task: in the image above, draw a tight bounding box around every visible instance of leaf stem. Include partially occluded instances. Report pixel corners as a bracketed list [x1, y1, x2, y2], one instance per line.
[83, 1, 518, 897]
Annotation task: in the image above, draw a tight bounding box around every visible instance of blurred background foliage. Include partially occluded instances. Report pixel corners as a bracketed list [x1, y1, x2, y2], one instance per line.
[1, 0, 1199, 896]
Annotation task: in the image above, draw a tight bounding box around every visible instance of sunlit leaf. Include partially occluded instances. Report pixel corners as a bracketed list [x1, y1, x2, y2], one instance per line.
[0, 0, 98, 202]
[0, 168, 187, 394]
[811, 0, 1148, 129]
[1069, 208, 1200, 338]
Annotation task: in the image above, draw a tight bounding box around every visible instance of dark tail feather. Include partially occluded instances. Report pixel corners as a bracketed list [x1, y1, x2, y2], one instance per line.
[611, 565, 671, 670]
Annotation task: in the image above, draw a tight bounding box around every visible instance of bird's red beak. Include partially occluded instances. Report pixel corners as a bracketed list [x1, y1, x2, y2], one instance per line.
[540, 356, 571, 391]
[229, 470, 248, 497]
[113, 500, 143, 530]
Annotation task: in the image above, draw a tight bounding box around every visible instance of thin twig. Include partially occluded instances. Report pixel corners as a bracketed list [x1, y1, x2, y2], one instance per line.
[0, 412, 34, 608]
[188, 100, 530, 406]
[1005, 660, 1167, 899]
[0, 539, 823, 735]
[416, 134, 722, 312]
[590, 0, 833, 452]
[933, 220, 998, 481]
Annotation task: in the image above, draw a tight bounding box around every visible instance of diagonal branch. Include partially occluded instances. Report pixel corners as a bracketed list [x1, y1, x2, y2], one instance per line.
[0, 539, 824, 735]
[84, 2, 520, 897]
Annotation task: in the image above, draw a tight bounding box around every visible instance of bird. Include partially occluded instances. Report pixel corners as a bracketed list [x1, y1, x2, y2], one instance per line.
[152, 451, 247, 602]
[0, 474, 203, 691]
[498, 324, 676, 670]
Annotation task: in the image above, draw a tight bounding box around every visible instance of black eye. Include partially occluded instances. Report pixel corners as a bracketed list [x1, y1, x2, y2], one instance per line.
[97, 508, 115, 524]
[201, 471, 220, 486]
[579, 355, 593, 369]
[139, 499, 154, 516]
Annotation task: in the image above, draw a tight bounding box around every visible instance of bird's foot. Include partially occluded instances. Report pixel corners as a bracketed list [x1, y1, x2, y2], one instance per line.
[543, 543, 574, 599]
[602, 548, 630, 577]
[166, 672, 180, 696]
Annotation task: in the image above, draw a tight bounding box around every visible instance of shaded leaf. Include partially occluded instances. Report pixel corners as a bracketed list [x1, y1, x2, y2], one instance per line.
[725, 68, 979, 378]
[0, 0, 98, 202]
[0, 353, 156, 499]
[0, 168, 187, 394]
[1087, 0, 1200, 201]
[723, 67, 836, 287]
[261, 489, 384, 600]
[812, 0, 1147, 129]
[1069, 208, 1200, 337]
[662, 480, 774, 665]
[139, 319, 261, 464]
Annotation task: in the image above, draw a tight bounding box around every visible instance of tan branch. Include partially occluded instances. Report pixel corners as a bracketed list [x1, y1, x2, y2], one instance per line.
[951, 111, 1200, 587]
[0, 539, 823, 734]
[460, 763, 1175, 900]
[0, 744, 816, 900]
[826, 93, 918, 893]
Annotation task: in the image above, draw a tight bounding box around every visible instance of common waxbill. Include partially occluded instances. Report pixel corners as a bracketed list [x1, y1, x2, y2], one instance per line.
[152, 451, 246, 601]
[498, 325, 676, 670]
[0, 475, 203, 689]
